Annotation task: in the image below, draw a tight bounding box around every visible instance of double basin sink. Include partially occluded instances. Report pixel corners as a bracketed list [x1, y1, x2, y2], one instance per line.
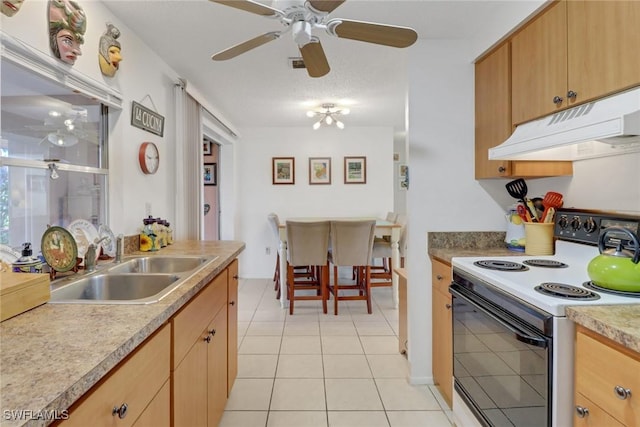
[49, 255, 218, 304]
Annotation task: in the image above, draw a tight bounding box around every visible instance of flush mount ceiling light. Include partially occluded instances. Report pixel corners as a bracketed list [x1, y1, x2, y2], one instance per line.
[307, 103, 350, 130]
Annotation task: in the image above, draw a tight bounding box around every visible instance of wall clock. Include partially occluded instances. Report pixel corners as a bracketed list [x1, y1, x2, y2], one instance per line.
[139, 142, 159, 174]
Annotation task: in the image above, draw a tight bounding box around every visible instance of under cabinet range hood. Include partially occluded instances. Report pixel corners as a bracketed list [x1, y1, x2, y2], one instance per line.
[489, 87, 640, 161]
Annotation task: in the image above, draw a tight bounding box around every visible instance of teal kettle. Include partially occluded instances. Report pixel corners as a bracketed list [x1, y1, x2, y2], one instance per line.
[587, 227, 640, 292]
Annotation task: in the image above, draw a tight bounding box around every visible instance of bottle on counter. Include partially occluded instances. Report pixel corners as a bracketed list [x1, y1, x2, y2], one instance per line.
[140, 216, 159, 252]
[166, 222, 173, 245]
[12, 243, 44, 273]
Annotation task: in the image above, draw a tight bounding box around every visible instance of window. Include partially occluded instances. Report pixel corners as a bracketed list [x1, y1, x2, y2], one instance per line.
[1, 59, 108, 255]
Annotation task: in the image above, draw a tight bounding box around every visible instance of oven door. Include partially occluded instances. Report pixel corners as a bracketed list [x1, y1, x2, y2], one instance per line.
[450, 283, 551, 427]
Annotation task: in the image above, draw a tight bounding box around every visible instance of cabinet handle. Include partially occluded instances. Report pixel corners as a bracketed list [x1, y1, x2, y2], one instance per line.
[567, 90, 578, 100]
[208, 328, 216, 336]
[233, 274, 239, 279]
[614, 385, 632, 400]
[230, 301, 236, 306]
[436, 275, 443, 281]
[112, 403, 128, 419]
[204, 335, 212, 343]
[553, 95, 564, 105]
[575, 406, 589, 418]
[498, 166, 506, 173]
[445, 303, 452, 309]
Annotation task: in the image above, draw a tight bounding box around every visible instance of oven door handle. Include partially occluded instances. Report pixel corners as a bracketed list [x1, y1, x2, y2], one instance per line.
[450, 286, 548, 348]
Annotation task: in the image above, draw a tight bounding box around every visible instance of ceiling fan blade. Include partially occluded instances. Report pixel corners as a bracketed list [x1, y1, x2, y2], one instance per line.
[209, 0, 280, 16]
[308, 0, 345, 13]
[212, 32, 280, 61]
[327, 19, 418, 48]
[299, 39, 330, 78]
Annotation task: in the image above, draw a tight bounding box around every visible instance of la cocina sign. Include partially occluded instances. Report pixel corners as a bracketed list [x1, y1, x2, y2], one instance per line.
[131, 101, 164, 137]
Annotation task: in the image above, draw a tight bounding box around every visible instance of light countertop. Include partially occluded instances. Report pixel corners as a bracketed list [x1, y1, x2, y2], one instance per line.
[0, 240, 245, 427]
[566, 305, 640, 354]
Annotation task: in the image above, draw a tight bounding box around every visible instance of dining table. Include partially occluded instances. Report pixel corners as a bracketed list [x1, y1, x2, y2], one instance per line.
[277, 217, 402, 310]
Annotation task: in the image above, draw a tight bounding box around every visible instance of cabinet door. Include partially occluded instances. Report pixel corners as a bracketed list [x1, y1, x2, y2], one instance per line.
[173, 329, 208, 427]
[207, 306, 228, 427]
[227, 259, 239, 395]
[475, 42, 512, 179]
[568, 0, 640, 103]
[432, 288, 452, 409]
[512, 0, 568, 125]
[574, 392, 625, 427]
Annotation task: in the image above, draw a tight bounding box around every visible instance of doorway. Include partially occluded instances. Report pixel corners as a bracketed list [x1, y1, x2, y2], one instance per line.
[203, 136, 220, 240]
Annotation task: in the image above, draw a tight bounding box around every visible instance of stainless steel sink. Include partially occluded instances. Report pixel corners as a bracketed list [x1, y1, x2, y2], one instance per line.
[49, 255, 218, 304]
[108, 256, 212, 274]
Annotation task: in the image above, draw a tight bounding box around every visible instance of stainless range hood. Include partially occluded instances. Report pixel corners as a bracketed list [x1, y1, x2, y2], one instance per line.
[489, 87, 640, 161]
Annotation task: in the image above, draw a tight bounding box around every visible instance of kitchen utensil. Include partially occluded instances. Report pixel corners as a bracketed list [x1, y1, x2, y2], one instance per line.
[517, 204, 531, 222]
[526, 199, 540, 222]
[587, 227, 640, 292]
[506, 179, 537, 221]
[541, 191, 563, 222]
[543, 207, 555, 223]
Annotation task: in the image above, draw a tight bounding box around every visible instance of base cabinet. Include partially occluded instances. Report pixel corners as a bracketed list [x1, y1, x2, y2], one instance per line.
[55, 324, 171, 427]
[431, 258, 452, 408]
[574, 326, 640, 427]
[227, 258, 238, 395]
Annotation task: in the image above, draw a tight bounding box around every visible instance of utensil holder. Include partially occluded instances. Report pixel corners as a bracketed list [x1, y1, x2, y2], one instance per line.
[524, 223, 555, 255]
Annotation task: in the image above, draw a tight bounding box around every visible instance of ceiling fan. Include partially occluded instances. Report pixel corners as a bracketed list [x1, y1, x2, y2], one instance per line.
[209, 0, 418, 78]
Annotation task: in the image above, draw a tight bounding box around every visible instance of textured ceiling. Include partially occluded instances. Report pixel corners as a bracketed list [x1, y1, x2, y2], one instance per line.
[104, 0, 546, 132]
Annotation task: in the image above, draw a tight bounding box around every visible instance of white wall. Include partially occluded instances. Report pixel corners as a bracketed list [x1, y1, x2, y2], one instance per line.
[234, 126, 394, 278]
[406, 40, 640, 384]
[1, 0, 190, 237]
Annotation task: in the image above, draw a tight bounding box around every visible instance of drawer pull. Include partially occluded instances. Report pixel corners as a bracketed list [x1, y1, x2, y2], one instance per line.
[436, 275, 443, 281]
[112, 403, 128, 419]
[614, 385, 632, 400]
[575, 406, 589, 418]
[233, 274, 239, 279]
[230, 301, 236, 306]
[553, 95, 564, 105]
[204, 335, 212, 343]
[445, 303, 452, 309]
[208, 329, 216, 336]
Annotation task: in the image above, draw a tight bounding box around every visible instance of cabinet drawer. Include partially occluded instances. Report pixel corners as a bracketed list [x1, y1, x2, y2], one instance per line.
[574, 392, 624, 427]
[173, 271, 228, 369]
[431, 259, 452, 294]
[576, 328, 640, 426]
[61, 324, 170, 427]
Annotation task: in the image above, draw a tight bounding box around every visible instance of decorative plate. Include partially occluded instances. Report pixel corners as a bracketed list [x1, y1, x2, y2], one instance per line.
[67, 219, 100, 263]
[0, 244, 20, 265]
[98, 224, 116, 257]
[41, 226, 78, 272]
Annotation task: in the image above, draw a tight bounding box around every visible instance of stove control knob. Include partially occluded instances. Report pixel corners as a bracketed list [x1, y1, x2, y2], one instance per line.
[584, 217, 597, 234]
[558, 215, 569, 229]
[570, 216, 582, 231]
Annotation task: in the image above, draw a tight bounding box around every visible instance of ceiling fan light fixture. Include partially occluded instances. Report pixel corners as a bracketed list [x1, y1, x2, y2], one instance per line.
[307, 102, 349, 129]
[325, 115, 332, 125]
[336, 120, 344, 129]
[313, 121, 322, 130]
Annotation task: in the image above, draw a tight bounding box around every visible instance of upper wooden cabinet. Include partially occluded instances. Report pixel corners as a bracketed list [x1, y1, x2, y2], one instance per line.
[474, 42, 572, 179]
[512, 0, 640, 125]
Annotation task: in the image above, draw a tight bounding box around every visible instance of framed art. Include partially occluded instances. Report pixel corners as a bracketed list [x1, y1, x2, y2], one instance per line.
[272, 157, 295, 185]
[204, 163, 217, 185]
[399, 164, 409, 190]
[203, 139, 211, 155]
[344, 156, 366, 184]
[309, 157, 331, 185]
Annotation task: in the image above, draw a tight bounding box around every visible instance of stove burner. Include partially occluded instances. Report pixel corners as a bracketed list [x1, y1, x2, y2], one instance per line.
[523, 259, 569, 269]
[583, 282, 640, 298]
[473, 260, 528, 271]
[534, 283, 600, 300]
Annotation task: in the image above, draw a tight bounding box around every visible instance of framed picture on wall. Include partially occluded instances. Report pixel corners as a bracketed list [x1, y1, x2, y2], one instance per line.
[309, 157, 331, 185]
[203, 139, 211, 155]
[272, 157, 295, 185]
[204, 163, 217, 185]
[344, 156, 366, 184]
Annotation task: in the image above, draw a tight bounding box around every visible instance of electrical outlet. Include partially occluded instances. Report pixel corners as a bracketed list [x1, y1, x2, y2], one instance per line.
[265, 247, 271, 255]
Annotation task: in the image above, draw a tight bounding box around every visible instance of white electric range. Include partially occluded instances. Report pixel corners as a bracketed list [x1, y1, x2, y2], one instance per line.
[449, 209, 640, 427]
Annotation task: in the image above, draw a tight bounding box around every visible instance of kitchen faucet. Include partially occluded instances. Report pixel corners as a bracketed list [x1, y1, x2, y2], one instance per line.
[85, 237, 108, 272]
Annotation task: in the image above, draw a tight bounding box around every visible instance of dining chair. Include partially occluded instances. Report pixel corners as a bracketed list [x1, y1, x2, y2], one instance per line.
[370, 213, 407, 286]
[285, 220, 331, 315]
[328, 219, 376, 315]
[267, 213, 282, 299]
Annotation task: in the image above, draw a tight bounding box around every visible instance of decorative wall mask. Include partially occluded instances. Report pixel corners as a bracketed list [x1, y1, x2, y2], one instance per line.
[98, 22, 122, 77]
[48, 0, 86, 65]
[1, 0, 25, 17]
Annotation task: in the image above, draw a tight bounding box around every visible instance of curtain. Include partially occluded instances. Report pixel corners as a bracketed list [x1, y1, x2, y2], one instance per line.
[174, 82, 202, 240]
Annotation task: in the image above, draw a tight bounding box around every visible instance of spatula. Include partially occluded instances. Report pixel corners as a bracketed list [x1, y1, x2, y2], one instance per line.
[506, 179, 537, 221]
[541, 191, 563, 222]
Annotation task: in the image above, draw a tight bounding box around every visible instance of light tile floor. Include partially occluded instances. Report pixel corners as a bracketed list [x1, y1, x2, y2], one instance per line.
[220, 274, 454, 427]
